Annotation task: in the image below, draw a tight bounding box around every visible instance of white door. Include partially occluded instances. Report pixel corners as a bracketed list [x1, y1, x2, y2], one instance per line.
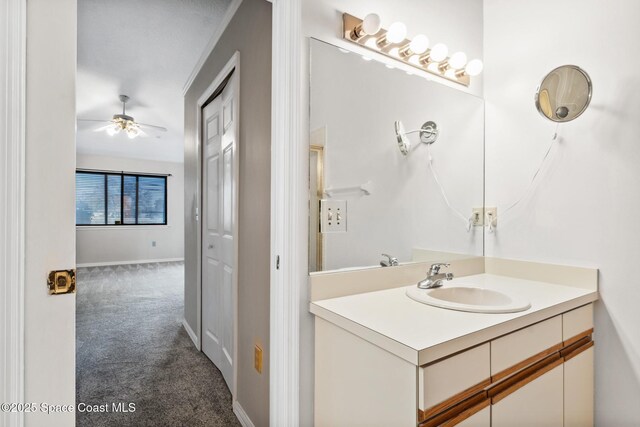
[202, 75, 236, 392]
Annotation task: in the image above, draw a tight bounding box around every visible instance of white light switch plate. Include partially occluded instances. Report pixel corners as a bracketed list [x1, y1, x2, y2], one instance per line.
[320, 199, 347, 233]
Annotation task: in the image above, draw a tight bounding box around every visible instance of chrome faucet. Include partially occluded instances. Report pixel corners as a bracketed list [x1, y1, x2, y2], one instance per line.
[417, 263, 454, 289]
[380, 253, 399, 267]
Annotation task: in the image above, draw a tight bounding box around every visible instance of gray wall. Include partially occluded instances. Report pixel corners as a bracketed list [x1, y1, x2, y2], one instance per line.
[184, 0, 272, 425]
[76, 154, 184, 266]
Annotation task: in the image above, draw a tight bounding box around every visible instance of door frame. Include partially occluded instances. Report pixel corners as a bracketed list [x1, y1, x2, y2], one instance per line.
[270, 0, 305, 425]
[0, 0, 26, 426]
[194, 51, 240, 397]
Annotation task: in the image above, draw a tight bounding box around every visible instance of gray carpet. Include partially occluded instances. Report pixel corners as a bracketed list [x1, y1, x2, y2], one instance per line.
[76, 262, 240, 427]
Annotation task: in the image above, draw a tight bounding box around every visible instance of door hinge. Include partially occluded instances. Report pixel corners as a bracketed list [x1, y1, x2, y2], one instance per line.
[276, 255, 280, 270]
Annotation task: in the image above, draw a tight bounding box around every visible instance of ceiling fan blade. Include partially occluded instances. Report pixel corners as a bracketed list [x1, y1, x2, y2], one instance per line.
[137, 122, 167, 132]
[135, 129, 151, 138]
[77, 118, 114, 132]
[77, 118, 112, 124]
[94, 123, 125, 133]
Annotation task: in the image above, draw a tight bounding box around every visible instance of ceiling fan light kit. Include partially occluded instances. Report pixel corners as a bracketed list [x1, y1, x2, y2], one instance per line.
[79, 94, 167, 139]
[106, 95, 142, 138]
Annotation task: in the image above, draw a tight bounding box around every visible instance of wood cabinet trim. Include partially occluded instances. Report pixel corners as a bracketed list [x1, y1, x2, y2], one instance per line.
[418, 378, 491, 422]
[563, 328, 593, 347]
[440, 399, 490, 427]
[488, 352, 562, 402]
[419, 393, 489, 427]
[414, 327, 594, 426]
[491, 342, 563, 382]
[491, 356, 564, 404]
[563, 339, 594, 362]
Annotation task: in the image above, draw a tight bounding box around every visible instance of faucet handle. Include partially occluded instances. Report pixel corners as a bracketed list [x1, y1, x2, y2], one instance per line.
[429, 263, 450, 274]
[381, 253, 398, 267]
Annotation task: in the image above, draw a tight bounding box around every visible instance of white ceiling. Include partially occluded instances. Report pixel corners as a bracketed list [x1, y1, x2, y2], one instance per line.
[76, 0, 232, 163]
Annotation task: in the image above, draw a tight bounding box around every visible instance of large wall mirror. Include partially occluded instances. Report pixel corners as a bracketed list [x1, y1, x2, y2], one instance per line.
[309, 38, 485, 273]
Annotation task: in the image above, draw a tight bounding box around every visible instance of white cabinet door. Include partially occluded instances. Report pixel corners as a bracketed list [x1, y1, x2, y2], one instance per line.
[492, 364, 563, 427]
[565, 347, 594, 427]
[455, 406, 490, 427]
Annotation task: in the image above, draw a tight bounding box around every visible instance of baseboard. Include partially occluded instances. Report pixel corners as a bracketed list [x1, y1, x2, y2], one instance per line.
[233, 400, 256, 427]
[182, 318, 199, 348]
[76, 258, 184, 268]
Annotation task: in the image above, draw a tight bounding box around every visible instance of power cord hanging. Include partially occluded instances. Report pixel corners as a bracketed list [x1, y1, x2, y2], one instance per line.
[426, 145, 474, 232]
[500, 123, 561, 219]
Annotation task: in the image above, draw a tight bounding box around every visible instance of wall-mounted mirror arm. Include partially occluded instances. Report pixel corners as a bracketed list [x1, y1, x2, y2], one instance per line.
[493, 66, 594, 228]
[403, 125, 438, 140]
[395, 120, 439, 155]
[395, 120, 473, 232]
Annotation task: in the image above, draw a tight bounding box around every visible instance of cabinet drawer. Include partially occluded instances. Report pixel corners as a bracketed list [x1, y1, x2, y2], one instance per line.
[491, 316, 562, 377]
[419, 343, 490, 415]
[563, 304, 593, 342]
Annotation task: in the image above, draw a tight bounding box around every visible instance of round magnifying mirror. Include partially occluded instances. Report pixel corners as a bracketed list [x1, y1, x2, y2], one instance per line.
[535, 65, 592, 122]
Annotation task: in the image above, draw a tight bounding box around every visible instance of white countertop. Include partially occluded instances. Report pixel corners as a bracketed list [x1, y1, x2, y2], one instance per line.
[310, 273, 598, 365]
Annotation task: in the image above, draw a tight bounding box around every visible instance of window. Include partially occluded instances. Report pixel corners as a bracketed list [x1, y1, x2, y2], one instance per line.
[76, 171, 167, 226]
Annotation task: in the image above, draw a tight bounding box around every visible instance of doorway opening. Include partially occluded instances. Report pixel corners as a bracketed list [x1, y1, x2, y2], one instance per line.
[74, 1, 240, 425]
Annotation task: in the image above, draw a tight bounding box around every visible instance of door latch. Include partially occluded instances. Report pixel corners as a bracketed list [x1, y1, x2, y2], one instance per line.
[47, 269, 76, 295]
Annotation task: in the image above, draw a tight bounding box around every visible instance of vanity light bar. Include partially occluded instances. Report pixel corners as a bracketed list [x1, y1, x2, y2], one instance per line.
[342, 13, 482, 87]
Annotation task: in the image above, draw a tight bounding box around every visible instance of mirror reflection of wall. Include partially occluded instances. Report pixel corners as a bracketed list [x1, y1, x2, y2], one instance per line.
[309, 39, 484, 273]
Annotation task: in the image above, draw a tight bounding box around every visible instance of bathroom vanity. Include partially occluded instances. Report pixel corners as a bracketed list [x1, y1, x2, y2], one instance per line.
[307, 29, 599, 427]
[310, 260, 598, 427]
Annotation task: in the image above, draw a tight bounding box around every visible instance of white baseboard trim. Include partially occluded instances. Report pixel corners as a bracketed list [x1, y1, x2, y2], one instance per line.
[76, 258, 184, 268]
[182, 318, 199, 348]
[233, 400, 256, 427]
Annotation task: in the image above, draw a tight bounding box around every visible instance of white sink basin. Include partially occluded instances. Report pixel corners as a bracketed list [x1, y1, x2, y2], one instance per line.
[406, 286, 531, 314]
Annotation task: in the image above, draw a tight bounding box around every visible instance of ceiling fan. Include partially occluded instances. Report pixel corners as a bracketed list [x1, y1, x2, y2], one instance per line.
[78, 95, 167, 139]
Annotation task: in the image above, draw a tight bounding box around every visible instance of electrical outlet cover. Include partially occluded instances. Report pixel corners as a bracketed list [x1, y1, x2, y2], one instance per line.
[254, 345, 263, 374]
[485, 207, 497, 227]
[472, 207, 484, 226]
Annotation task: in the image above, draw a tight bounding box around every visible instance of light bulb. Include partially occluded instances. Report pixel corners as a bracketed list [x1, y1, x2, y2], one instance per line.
[106, 125, 119, 136]
[426, 62, 440, 73]
[429, 43, 448, 62]
[361, 13, 382, 35]
[409, 35, 429, 55]
[386, 22, 407, 44]
[449, 52, 468, 69]
[365, 38, 378, 49]
[465, 59, 484, 76]
[127, 128, 139, 139]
